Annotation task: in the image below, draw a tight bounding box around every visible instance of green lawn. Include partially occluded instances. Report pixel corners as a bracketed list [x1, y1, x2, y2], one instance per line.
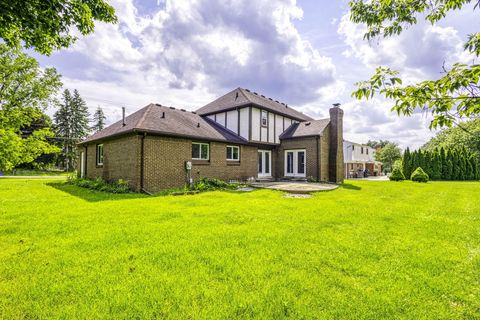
[1, 179, 479, 319]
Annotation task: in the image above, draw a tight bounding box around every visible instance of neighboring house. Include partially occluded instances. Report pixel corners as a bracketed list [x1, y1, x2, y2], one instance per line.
[343, 140, 382, 178]
[78, 88, 344, 192]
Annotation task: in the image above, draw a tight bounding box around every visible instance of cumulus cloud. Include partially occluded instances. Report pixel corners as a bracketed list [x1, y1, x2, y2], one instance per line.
[66, 0, 336, 107]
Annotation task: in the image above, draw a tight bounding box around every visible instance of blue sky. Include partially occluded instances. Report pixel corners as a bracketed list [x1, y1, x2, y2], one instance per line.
[35, 0, 479, 148]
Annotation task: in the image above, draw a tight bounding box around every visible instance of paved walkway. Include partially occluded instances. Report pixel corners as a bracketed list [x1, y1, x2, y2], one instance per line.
[252, 181, 338, 194]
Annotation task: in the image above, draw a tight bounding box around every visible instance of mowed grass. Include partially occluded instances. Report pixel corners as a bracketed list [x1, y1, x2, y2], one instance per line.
[1, 179, 480, 319]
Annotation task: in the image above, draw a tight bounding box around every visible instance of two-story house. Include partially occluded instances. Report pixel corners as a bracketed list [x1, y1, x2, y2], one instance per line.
[78, 88, 344, 192]
[343, 140, 382, 178]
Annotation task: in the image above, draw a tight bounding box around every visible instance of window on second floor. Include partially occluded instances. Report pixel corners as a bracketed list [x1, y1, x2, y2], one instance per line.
[192, 142, 209, 160]
[261, 110, 268, 127]
[226, 146, 240, 161]
[352, 145, 355, 151]
[96, 144, 104, 166]
[361, 147, 364, 154]
[366, 148, 369, 155]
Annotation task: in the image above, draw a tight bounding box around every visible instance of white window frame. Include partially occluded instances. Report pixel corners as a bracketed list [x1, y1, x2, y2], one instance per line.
[226, 145, 240, 161]
[261, 110, 268, 127]
[192, 142, 209, 160]
[96, 144, 104, 166]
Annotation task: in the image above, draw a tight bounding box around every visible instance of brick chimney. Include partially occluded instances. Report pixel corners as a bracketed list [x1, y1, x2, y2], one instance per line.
[329, 105, 344, 183]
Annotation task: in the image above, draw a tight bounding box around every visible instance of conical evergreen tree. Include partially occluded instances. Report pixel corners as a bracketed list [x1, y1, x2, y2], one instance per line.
[91, 106, 106, 133]
[403, 147, 411, 179]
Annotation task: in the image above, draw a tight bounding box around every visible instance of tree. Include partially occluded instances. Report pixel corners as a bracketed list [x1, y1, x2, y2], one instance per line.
[375, 142, 402, 172]
[0, 44, 61, 171]
[54, 89, 90, 171]
[422, 119, 480, 160]
[92, 106, 106, 132]
[366, 139, 392, 149]
[350, 0, 480, 129]
[0, 0, 117, 55]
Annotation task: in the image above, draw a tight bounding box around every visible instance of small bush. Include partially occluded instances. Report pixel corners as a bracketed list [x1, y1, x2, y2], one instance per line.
[389, 167, 406, 181]
[192, 177, 238, 192]
[411, 167, 429, 183]
[68, 176, 131, 193]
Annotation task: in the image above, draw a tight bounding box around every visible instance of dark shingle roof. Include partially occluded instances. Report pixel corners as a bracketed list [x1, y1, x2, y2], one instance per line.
[279, 119, 330, 139]
[80, 104, 248, 144]
[196, 88, 314, 121]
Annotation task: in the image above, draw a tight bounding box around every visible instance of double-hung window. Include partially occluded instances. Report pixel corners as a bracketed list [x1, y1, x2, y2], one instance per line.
[226, 146, 240, 161]
[96, 144, 104, 166]
[192, 142, 209, 160]
[261, 110, 268, 127]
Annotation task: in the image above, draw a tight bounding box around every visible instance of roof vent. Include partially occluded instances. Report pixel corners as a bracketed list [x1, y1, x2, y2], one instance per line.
[268, 98, 272, 101]
[305, 122, 311, 126]
[181, 109, 186, 112]
[261, 95, 265, 98]
[286, 104, 288, 108]
[156, 103, 162, 107]
[253, 92, 258, 95]
[169, 107, 175, 110]
[191, 111, 196, 114]
[197, 123, 200, 128]
[235, 92, 239, 100]
[161, 112, 165, 119]
[275, 100, 279, 103]
[245, 89, 250, 92]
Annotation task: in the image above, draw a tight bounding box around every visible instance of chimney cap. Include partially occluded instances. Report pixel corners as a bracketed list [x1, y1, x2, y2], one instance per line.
[332, 103, 341, 108]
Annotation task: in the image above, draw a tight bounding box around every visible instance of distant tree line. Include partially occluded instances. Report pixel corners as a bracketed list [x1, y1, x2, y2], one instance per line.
[403, 147, 480, 181]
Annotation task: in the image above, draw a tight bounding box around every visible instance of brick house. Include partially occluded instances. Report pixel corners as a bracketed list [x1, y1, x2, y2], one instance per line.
[78, 88, 344, 192]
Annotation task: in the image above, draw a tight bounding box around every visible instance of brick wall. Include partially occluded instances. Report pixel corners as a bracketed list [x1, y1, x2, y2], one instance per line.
[276, 137, 320, 180]
[143, 136, 258, 192]
[80, 134, 141, 191]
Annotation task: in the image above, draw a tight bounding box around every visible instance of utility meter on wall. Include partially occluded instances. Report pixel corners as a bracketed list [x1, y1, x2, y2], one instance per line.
[185, 161, 192, 171]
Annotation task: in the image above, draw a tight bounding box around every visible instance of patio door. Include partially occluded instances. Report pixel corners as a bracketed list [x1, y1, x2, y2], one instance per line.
[258, 150, 271, 178]
[285, 149, 306, 177]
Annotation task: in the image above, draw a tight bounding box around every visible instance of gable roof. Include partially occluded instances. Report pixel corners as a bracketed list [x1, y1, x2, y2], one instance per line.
[279, 119, 330, 139]
[196, 87, 314, 121]
[80, 104, 248, 145]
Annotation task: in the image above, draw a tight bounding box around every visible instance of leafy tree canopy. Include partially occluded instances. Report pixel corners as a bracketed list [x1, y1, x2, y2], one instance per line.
[366, 139, 393, 149]
[0, 0, 117, 55]
[375, 142, 402, 171]
[422, 118, 480, 158]
[0, 44, 61, 171]
[350, 0, 480, 129]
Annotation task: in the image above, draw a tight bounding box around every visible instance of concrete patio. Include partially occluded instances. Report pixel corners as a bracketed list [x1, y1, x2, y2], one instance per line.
[251, 181, 338, 194]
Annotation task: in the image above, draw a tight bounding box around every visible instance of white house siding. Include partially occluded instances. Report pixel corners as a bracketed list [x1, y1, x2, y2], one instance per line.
[239, 107, 249, 139]
[275, 115, 284, 143]
[215, 112, 226, 127]
[268, 113, 275, 143]
[260, 126, 268, 142]
[251, 107, 260, 141]
[226, 110, 238, 134]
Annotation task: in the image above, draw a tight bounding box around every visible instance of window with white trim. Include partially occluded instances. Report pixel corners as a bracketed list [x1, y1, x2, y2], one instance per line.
[96, 144, 104, 166]
[261, 110, 268, 127]
[226, 146, 240, 161]
[192, 142, 209, 160]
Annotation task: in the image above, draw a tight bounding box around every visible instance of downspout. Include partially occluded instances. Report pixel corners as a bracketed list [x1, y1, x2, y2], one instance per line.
[140, 133, 146, 193]
[84, 146, 88, 177]
[316, 136, 320, 182]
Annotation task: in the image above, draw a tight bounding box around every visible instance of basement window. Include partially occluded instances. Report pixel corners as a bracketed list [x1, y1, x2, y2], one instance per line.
[226, 146, 240, 161]
[192, 142, 209, 160]
[96, 144, 104, 166]
[261, 110, 268, 127]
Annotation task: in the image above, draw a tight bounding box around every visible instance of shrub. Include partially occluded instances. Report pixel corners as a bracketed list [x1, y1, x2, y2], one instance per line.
[192, 177, 238, 192]
[411, 167, 429, 183]
[389, 167, 405, 181]
[67, 176, 131, 193]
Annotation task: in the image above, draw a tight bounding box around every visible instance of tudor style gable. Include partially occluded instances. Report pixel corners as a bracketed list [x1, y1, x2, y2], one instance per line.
[196, 88, 314, 145]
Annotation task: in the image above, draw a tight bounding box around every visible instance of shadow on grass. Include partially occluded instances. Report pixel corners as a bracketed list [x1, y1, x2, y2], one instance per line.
[340, 183, 362, 191]
[47, 182, 148, 202]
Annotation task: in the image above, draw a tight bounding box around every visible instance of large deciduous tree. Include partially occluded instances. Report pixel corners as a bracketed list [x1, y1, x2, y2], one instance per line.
[375, 142, 402, 172]
[0, 44, 61, 172]
[54, 89, 90, 171]
[0, 0, 117, 55]
[350, 0, 480, 129]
